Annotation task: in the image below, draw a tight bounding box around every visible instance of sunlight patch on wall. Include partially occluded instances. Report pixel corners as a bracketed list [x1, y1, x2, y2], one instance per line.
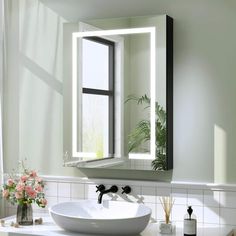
[19, 0, 67, 82]
[214, 124, 227, 183]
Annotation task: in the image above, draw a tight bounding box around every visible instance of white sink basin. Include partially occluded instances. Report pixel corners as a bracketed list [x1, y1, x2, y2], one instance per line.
[49, 200, 151, 235]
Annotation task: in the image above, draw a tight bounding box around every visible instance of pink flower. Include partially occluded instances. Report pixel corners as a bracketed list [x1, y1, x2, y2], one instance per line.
[28, 190, 37, 198]
[34, 184, 43, 192]
[20, 175, 28, 182]
[7, 179, 14, 187]
[25, 186, 37, 199]
[29, 171, 37, 178]
[25, 185, 32, 193]
[35, 177, 42, 183]
[40, 198, 47, 206]
[2, 189, 9, 198]
[16, 183, 25, 192]
[15, 191, 23, 199]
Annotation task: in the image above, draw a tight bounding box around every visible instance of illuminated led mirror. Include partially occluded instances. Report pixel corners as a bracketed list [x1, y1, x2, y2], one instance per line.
[63, 15, 173, 171]
[72, 27, 156, 163]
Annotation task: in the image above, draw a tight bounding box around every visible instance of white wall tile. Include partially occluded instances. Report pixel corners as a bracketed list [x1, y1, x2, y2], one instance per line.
[84, 184, 99, 200]
[71, 198, 82, 202]
[33, 206, 47, 214]
[220, 208, 236, 225]
[190, 206, 203, 223]
[116, 185, 141, 202]
[45, 196, 58, 208]
[204, 190, 220, 207]
[71, 183, 85, 199]
[58, 197, 71, 203]
[188, 189, 203, 206]
[144, 203, 156, 222]
[141, 186, 156, 204]
[156, 187, 171, 204]
[156, 203, 167, 221]
[32, 203, 43, 211]
[121, 185, 142, 203]
[220, 191, 236, 208]
[204, 206, 220, 224]
[171, 188, 187, 205]
[114, 185, 128, 202]
[171, 205, 186, 222]
[44, 181, 58, 197]
[101, 193, 116, 201]
[58, 183, 71, 198]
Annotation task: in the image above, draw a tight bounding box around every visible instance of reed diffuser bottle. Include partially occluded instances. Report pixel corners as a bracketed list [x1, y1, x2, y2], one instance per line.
[159, 197, 175, 234]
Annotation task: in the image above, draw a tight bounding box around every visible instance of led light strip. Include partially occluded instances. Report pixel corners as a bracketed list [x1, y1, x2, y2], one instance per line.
[72, 27, 156, 160]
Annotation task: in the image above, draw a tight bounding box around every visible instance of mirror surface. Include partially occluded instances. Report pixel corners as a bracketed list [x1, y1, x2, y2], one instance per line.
[63, 15, 173, 171]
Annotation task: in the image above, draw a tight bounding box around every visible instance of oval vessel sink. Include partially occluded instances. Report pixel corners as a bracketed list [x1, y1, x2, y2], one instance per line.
[49, 200, 151, 235]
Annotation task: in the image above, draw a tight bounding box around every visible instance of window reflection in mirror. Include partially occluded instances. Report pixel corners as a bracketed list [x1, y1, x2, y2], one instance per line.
[81, 37, 114, 159]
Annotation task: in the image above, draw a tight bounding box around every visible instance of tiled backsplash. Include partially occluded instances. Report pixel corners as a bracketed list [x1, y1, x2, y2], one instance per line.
[4, 177, 236, 227]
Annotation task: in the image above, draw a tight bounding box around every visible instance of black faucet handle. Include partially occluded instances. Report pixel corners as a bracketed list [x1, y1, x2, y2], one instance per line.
[110, 185, 118, 193]
[121, 186, 131, 194]
[96, 184, 105, 192]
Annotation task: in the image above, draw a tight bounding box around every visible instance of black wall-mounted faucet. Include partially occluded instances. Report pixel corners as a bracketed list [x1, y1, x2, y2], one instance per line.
[121, 186, 131, 194]
[96, 184, 105, 192]
[97, 185, 118, 204]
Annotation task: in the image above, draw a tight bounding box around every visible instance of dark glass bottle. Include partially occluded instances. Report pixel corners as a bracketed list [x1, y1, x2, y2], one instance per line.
[184, 206, 197, 236]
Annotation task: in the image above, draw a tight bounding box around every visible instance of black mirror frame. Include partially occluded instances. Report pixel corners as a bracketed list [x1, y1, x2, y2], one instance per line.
[166, 15, 173, 170]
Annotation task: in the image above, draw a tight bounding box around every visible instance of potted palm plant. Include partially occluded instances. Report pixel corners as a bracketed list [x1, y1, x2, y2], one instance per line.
[125, 94, 167, 170]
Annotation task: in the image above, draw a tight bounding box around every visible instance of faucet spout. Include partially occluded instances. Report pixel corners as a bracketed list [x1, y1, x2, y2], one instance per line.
[98, 192, 104, 204]
[97, 185, 118, 204]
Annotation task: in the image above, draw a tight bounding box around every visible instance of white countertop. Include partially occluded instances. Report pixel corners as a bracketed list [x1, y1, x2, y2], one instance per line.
[0, 214, 234, 236]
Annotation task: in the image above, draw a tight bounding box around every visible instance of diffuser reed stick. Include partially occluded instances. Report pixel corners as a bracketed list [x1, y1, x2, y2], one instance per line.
[159, 197, 175, 224]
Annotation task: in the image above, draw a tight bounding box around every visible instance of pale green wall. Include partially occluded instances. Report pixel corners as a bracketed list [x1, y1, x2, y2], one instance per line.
[4, 0, 77, 176]
[3, 0, 236, 183]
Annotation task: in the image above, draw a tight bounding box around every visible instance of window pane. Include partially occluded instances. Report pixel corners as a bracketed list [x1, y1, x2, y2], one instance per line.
[82, 94, 109, 158]
[82, 39, 109, 90]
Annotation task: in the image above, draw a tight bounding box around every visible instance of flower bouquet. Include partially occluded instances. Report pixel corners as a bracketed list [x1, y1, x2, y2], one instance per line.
[1, 161, 47, 225]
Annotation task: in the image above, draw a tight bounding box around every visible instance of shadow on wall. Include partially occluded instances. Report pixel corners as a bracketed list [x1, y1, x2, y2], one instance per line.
[10, 0, 66, 174]
[20, 54, 62, 94]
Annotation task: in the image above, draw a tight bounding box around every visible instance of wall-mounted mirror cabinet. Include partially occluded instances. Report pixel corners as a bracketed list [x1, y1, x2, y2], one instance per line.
[63, 15, 173, 171]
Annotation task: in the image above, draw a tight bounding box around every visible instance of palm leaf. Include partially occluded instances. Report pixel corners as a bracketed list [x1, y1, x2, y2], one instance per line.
[126, 94, 167, 170]
[128, 120, 150, 152]
[125, 94, 150, 105]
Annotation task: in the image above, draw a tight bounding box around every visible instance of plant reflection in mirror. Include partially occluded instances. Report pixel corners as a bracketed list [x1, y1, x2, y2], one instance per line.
[125, 94, 167, 170]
